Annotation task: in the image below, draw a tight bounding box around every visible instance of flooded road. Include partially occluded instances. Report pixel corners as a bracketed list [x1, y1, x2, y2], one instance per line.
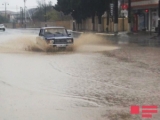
[0, 29, 160, 120]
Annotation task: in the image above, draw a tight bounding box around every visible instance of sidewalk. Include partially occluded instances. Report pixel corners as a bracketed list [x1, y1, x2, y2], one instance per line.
[73, 30, 160, 47]
[11, 28, 160, 47]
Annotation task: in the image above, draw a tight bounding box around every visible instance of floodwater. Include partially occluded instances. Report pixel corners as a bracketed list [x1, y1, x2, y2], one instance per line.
[0, 29, 160, 120]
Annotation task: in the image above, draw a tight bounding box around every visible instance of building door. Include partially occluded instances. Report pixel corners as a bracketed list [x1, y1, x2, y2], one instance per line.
[133, 14, 138, 32]
[145, 12, 149, 30]
[138, 14, 145, 31]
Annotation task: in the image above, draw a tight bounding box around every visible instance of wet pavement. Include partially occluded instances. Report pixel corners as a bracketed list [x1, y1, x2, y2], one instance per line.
[0, 29, 160, 120]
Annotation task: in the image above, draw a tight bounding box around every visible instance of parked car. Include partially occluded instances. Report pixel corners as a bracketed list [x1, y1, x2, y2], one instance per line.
[0, 24, 5, 31]
[36, 26, 74, 50]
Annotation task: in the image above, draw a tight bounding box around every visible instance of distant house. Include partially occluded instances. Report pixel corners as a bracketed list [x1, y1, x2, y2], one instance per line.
[0, 10, 19, 23]
[0, 8, 38, 23]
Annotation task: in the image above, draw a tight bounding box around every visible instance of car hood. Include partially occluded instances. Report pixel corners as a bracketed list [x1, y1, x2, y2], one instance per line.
[45, 35, 73, 40]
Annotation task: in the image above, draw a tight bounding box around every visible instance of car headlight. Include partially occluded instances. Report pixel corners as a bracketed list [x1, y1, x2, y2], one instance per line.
[50, 40, 54, 44]
[67, 39, 72, 43]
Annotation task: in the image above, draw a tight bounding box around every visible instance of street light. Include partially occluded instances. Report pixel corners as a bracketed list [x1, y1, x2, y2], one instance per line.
[24, 0, 27, 28]
[2, 2, 9, 19]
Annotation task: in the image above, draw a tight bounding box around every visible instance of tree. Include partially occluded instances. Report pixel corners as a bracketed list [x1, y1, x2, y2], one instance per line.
[54, 0, 82, 21]
[32, 0, 72, 22]
[54, 0, 112, 31]
[46, 10, 57, 21]
[33, 0, 69, 22]
[32, 1, 52, 21]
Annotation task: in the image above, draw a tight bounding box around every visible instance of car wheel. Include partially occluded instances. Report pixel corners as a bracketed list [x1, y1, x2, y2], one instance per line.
[3, 29, 5, 31]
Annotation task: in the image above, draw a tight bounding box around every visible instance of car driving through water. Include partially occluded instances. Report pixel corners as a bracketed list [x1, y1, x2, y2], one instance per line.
[36, 26, 74, 51]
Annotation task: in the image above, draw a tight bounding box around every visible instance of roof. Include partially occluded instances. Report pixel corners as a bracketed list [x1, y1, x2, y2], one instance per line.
[126, 0, 159, 8]
[41, 26, 65, 29]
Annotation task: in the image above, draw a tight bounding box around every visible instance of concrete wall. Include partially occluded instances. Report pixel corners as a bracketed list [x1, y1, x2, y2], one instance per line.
[4, 23, 13, 28]
[102, 18, 129, 32]
[4, 20, 72, 29]
[75, 17, 129, 32]
[4, 18, 129, 32]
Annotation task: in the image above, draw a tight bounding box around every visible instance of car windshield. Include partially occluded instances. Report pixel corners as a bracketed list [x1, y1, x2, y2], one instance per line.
[44, 28, 67, 36]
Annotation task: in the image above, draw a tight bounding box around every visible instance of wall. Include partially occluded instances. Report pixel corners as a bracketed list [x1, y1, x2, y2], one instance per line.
[103, 17, 129, 32]
[76, 17, 129, 32]
[5, 20, 72, 29]
[4, 23, 13, 28]
[5, 18, 129, 32]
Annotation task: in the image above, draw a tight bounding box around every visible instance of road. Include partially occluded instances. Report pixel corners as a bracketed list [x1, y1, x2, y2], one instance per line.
[0, 29, 160, 120]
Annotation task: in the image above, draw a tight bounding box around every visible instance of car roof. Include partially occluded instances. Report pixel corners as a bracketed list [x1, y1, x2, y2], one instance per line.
[41, 26, 65, 29]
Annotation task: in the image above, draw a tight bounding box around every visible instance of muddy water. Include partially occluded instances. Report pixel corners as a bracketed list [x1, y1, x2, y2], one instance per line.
[0, 31, 119, 53]
[0, 29, 160, 120]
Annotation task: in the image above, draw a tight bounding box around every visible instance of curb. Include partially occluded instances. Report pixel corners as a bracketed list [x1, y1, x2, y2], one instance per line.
[22, 28, 40, 30]
[96, 33, 115, 36]
[71, 31, 84, 34]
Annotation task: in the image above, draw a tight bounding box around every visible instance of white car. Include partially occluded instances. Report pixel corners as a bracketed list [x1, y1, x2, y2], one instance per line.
[0, 24, 5, 31]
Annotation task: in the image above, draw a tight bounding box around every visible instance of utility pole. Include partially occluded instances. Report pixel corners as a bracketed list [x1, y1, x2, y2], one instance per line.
[24, 0, 26, 28]
[44, 0, 47, 27]
[2, 2, 9, 19]
[20, 7, 23, 25]
[16, 5, 18, 23]
[122, 0, 124, 31]
[114, 0, 118, 34]
[106, 1, 111, 33]
[158, 0, 160, 36]
[128, 0, 131, 33]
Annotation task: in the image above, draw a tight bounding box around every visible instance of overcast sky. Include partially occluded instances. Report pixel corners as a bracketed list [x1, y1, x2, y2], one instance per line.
[0, 0, 57, 12]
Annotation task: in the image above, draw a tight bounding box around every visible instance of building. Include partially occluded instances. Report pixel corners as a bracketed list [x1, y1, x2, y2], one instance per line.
[130, 0, 159, 32]
[0, 8, 38, 24]
[0, 10, 20, 23]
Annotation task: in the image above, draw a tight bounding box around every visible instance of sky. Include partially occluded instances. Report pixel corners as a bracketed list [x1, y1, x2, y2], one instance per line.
[0, 0, 57, 12]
